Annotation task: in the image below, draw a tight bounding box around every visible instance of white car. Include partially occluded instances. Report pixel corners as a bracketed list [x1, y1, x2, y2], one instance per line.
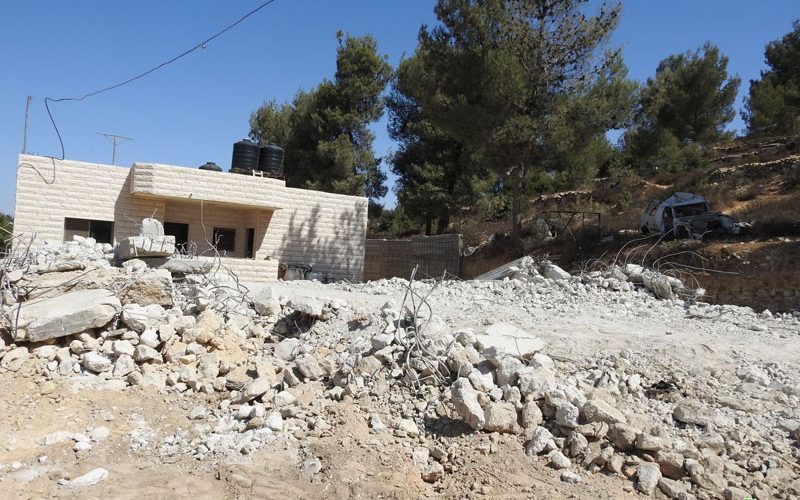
[640, 192, 746, 239]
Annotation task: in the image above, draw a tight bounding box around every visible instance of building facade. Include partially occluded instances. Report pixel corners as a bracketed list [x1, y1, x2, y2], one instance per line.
[13, 155, 368, 282]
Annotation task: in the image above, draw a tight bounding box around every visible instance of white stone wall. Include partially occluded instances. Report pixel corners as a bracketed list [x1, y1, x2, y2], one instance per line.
[13, 156, 164, 244]
[14, 155, 368, 282]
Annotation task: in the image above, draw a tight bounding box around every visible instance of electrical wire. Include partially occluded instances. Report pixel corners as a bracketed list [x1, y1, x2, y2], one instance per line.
[44, 0, 279, 160]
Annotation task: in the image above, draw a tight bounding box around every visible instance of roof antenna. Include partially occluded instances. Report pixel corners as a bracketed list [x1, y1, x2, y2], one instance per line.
[97, 131, 133, 165]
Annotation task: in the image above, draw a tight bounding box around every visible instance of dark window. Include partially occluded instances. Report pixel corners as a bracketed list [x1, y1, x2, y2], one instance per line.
[164, 222, 189, 252]
[213, 227, 236, 253]
[245, 228, 255, 259]
[64, 218, 114, 244]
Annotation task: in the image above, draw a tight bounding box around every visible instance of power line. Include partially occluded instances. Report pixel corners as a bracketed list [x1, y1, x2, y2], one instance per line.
[44, 0, 279, 160]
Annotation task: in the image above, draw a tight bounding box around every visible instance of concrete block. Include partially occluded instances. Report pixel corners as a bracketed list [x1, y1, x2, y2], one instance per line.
[116, 235, 175, 260]
[14, 289, 121, 342]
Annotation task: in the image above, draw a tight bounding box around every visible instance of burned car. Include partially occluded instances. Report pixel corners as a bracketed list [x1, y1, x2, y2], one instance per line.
[640, 192, 748, 239]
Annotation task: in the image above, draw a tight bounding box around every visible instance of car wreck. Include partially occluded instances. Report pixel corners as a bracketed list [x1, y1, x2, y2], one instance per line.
[640, 192, 748, 239]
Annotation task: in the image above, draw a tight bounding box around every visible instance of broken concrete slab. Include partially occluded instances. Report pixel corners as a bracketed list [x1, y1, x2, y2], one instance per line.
[539, 262, 571, 281]
[13, 289, 121, 342]
[476, 322, 546, 358]
[157, 258, 213, 276]
[473, 256, 536, 281]
[288, 297, 324, 318]
[116, 236, 175, 261]
[253, 287, 281, 316]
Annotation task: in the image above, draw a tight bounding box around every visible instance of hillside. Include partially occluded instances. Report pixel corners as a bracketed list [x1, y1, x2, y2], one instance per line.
[460, 136, 800, 312]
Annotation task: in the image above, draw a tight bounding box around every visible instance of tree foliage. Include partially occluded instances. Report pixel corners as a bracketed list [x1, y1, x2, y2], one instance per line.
[389, 0, 629, 238]
[250, 33, 392, 200]
[387, 24, 488, 235]
[744, 20, 800, 136]
[625, 43, 740, 172]
[0, 213, 13, 252]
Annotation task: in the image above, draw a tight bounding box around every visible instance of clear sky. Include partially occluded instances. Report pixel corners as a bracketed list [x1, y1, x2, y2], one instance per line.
[1, 1, 797, 215]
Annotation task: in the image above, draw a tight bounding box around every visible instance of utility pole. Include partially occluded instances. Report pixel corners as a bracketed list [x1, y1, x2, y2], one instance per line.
[22, 96, 31, 154]
[97, 131, 133, 165]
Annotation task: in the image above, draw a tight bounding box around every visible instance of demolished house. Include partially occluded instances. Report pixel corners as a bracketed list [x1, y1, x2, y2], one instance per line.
[13, 153, 368, 282]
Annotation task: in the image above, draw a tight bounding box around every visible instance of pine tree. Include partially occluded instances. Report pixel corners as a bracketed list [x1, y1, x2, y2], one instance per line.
[414, 0, 625, 238]
[249, 33, 392, 201]
[744, 21, 800, 136]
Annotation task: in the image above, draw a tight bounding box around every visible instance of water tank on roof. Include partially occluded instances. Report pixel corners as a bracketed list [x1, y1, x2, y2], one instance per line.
[198, 161, 222, 172]
[231, 139, 260, 172]
[258, 144, 284, 177]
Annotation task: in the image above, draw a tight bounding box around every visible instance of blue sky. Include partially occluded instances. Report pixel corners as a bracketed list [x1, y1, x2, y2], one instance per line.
[1, 1, 797, 215]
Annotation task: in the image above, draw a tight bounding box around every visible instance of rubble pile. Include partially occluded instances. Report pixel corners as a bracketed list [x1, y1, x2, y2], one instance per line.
[474, 256, 691, 301]
[0, 242, 798, 498]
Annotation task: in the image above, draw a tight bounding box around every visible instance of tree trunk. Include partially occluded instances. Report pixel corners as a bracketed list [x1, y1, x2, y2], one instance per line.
[425, 215, 432, 236]
[511, 165, 526, 240]
[436, 210, 450, 235]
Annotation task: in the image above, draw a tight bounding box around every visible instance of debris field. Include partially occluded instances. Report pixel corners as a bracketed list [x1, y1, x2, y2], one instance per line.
[0, 237, 799, 499]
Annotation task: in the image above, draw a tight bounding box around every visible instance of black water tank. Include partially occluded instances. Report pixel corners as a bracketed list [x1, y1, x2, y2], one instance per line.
[231, 139, 260, 171]
[258, 144, 285, 177]
[198, 161, 222, 172]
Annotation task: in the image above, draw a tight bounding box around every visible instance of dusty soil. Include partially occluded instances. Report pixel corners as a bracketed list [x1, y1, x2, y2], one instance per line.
[0, 369, 638, 500]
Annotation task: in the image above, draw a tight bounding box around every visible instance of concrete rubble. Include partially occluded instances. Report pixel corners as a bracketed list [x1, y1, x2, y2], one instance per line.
[0, 241, 798, 498]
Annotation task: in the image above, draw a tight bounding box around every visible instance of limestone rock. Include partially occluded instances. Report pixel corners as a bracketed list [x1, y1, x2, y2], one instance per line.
[556, 402, 580, 428]
[525, 427, 555, 456]
[582, 399, 626, 425]
[253, 287, 281, 316]
[560, 471, 581, 484]
[82, 352, 112, 373]
[119, 278, 172, 307]
[273, 390, 297, 407]
[294, 354, 331, 380]
[265, 412, 283, 431]
[520, 401, 544, 429]
[112, 340, 135, 357]
[609, 423, 639, 451]
[636, 433, 665, 452]
[672, 404, 712, 427]
[421, 462, 444, 483]
[467, 370, 496, 393]
[637, 462, 662, 495]
[517, 366, 557, 400]
[483, 402, 518, 433]
[232, 376, 276, 404]
[113, 355, 135, 377]
[0, 347, 30, 372]
[133, 345, 162, 363]
[121, 303, 165, 333]
[548, 450, 571, 469]
[273, 338, 301, 361]
[656, 451, 686, 479]
[494, 356, 524, 386]
[397, 419, 420, 437]
[450, 378, 485, 431]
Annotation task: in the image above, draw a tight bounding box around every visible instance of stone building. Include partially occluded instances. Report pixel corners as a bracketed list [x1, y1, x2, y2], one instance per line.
[13, 155, 368, 282]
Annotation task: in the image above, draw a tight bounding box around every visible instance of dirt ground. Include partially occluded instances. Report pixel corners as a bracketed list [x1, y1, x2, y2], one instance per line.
[0, 371, 639, 499]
